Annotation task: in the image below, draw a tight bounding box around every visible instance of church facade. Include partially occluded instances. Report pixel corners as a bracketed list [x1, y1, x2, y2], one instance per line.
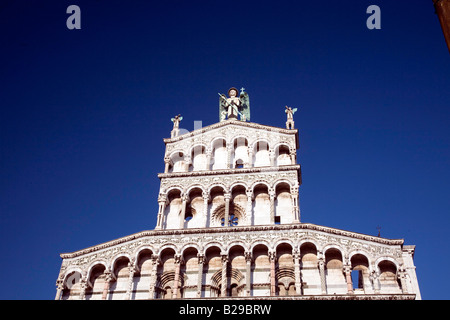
[55, 88, 421, 300]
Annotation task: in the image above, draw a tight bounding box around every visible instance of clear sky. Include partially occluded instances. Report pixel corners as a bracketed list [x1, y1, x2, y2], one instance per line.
[0, 0, 449, 300]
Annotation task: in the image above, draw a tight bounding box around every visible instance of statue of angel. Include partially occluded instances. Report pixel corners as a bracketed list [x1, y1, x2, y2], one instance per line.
[218, 87, 250, 122]
[285, 106, 297, 129]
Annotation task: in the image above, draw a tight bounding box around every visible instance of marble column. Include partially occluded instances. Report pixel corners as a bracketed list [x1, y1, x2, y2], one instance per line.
[172, 254, 182, 299]
[221, 254, 228, 296]
[318, 253, 327, 294]
[101, 270, 112, 300]
[197, 254, 205, 298]
[124, 260, 136, 300]
[179, 194, 189, 229]
[148, 254, 159, 299]
[344, 265, 353, 294]
[245, 251, 252, 297]
[293, 250, 302, 295]
[202, 191, 209, 228]
[155, 193, 167, 230]
[269, 251, 276, 296]
[55, 279, 64, 300]
[269, 188, 275, 224]
[224, 193, 231, 227]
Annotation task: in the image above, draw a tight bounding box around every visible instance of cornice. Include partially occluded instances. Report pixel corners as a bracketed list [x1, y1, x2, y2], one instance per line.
[60, 223, 404, 259]
[158, 164, 301, 179]
[163, 120, 298, 144]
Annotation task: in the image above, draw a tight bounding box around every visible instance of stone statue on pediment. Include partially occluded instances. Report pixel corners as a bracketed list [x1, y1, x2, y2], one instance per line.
[219, 87, 250, 122]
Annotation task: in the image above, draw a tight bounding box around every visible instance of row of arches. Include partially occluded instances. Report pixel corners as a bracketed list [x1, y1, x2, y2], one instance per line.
[58, 241, 409, 300]
[156, 181, 299, 229]
[165, 138, 296, 173]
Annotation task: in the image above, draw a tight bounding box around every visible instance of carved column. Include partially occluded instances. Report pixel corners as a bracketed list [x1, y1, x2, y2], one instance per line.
[291, 187, 300, 223]
[290, 150, 296, 165]
[246, 189, 253, 226]
[293, 250, 302, 295]
[247, 147, 253, 168]
[371, 269, 381, 294]
[269, 188, 275, 224]
[269, 251, 277, 296]
[318, 252, 327, 294]
[164, 157, 171, 173]
[269, 149, 275, 167]
[224, 192, 231, 227]
[398, 265, 409, 294]
[179, 194, 189, 229]
[124, 260, 136, 300]
[221, 254, 228, 296]
[197, 254, 205, 298]
[227, 145, 233, 169]
[155, 193, 167, 230]
[55, 279, 64, 300]
[101, 270, 112, 300]
[206, 148, 212, 170]
[148, 254, 159, 299]
[202, 191, 209, 228]
[344, 265, 353, 294]
[172, 254, 182, 299]
[79, 278, 87, 300]
[245, 251, 252, 297]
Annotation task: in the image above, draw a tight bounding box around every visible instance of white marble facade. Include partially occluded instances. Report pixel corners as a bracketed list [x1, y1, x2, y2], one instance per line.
[56, 105, 421, 300]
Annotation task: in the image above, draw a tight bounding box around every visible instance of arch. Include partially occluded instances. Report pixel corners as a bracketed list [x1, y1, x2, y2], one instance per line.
[273, 143, 292, 167]
[164, 189, 183, 230]
[110, 254, 131, 277]
[324, 247, 347, 294]
[61, 269, 83, 300]
[180, 244, 201, 258]
[252, 182, 271, 225]
[251, 243, 271, 297]
[250, 240, 271, 253]
[230, 182, 248, 194]
[252, 139, 270, 167]
[165, 186, 184, 197]
[298, 238, 319, 251]
[168, 150, 187, 173]
[185, 185, 205, 197]
[350, 253, 371, 292]
[86, 260, 108, 281]
[158, 244, 179, 257]
[375, 256, 400, 270]
[377, 259, 402, 294]
[251, 138, 271, 151]
[207, 184, 228, 195]
[226, 242, 248, 255]
[203, 242, 225, 254]
[134, 245, 156, 263]
[189, 144, 208, 171]
[274, 181, 293, 225]
[184, 187, 205, 228]
[231, 136, 249, 169]
[274, 239, 295, 252]
[85, 263, 107, 300]
[210, 202, 245, 227]
[211, 137, 228, 170]
[85, 260, 108, 294]
[323, 245, 345, 260]
[250, 181, 271, 192]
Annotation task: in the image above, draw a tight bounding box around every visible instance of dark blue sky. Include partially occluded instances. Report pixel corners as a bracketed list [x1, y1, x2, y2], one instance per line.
[1, 0, 449, 300]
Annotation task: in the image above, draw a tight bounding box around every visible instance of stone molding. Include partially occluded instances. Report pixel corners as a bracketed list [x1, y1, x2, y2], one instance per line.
[59, 223, 404, 262]
[163, 119, 298, 144]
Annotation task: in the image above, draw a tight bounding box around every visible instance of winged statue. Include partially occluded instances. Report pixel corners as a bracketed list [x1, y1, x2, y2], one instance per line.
[219, 87, 250, 122]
